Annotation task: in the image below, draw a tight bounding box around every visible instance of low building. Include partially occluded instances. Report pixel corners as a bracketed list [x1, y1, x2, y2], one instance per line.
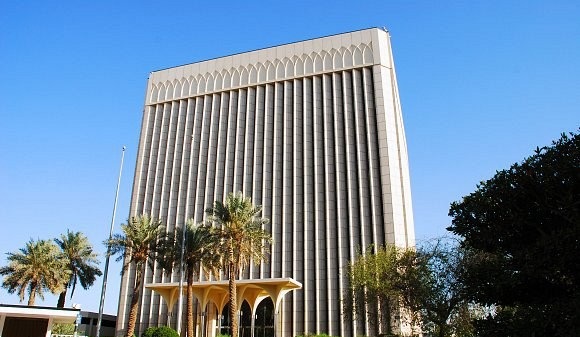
[0, 304, 80, 337]
[77, 311, 117, 337]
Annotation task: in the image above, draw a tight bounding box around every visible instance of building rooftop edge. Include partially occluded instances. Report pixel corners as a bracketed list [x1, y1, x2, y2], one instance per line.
[0, 304, 80, 312]
[150, 26, 388, 74]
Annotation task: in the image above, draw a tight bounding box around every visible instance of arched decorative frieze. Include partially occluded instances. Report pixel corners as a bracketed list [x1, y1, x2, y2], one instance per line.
[213, 71, 223, 91]
[164, 81, 174, 101]
[206, 72, 215, 92]
[240, 67, 249, 86]
[295, 57, 304, 76]
[197, 74, 206, 94]
[222, 69, 232, 89]
[333, 48, 343, 69]
[147, 42, 380, 102]
[231, 68, 240, 88]
[322, 50, 333, 71]
[257, 63, 266, 82]
[181, 78, 190, 97]
[266, 61, 275, 81]
[156, 83, 165, 102]
[313, 53, 323, 73]
[303, 54, 313, 74]
[282, 57, 293, 78]
[277, 60, 286, 79]
[173, 79, 182, 100]
[362, 45, 373, 64]
[150, 84, 159, 103]
[248, 65, 257, 84]
[191, 75, 201, 96]
[353, 46, 364, 66]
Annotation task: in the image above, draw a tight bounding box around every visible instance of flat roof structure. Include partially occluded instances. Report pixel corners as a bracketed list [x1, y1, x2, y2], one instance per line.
[0, 304, 80, 337]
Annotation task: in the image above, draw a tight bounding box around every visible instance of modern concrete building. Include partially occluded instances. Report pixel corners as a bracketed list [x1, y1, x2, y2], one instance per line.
[117, 27, 415, 337]
[0, 304, 80, 337]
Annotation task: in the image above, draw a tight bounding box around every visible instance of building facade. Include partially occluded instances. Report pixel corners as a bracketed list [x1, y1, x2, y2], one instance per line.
[117, 28, 415, 337]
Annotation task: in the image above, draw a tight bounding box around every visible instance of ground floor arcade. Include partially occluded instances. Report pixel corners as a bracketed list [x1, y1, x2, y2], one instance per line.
[146, 278, 302, 337]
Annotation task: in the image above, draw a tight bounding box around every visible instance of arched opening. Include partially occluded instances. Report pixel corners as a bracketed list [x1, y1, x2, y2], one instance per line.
[216, 298, 274, 337]
[255, 298, 274, 337]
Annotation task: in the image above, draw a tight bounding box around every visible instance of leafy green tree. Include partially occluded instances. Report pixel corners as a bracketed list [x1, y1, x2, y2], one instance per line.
[345, 245, 403, 336]
[448, 131, 580, 336]
[206, 192, 272, 337]
[52, 323, 76, 335]
[108, 214, 165, 337]
[54, 230, 102, 308]
[346, 241, 475, 337]
[0, 239, 70, 305]
[397, 239, 474, 337]
[157, 220, 220, 337]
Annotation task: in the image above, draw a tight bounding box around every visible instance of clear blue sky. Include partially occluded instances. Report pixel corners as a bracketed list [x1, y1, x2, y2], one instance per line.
[1, 0, 578, 315]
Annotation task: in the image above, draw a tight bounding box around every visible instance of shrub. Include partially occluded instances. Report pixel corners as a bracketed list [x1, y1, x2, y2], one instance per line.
[141, 326, 179, 337]
[141, 327, 157, 337]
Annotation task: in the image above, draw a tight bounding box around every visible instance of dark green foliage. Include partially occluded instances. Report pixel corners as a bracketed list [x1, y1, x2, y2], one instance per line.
[0, 238, 70, 305]
[141, 326, 179, 337]
[141, 327, 156, 337]
[345, 245, 403, 335]
[54, 230, 102, 308]
[398, 240, 474, 337]
[448, 131, 580, 337]
[346, 242, 475, 337]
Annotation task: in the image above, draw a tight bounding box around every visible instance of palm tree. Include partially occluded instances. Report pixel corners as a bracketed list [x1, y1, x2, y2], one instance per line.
[54, 230, 102, 308]
[108, 214, 164, 337]
[157, 219, 220, 337]
[0, 239, 70, 306]
[206, 192, 272, 337]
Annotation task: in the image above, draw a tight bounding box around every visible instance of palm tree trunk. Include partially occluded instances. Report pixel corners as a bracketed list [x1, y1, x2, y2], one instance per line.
[229, 245, 238, 337]
[187, 270, 194, 337]
[28, 282, 37, 306]
[57, 288, 67, 308]
[126, 264, 144, 337]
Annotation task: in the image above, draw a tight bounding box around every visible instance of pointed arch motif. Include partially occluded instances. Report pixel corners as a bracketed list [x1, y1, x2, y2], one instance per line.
[295, 56, 304, 76]
[276, 60, 286, 79]
[165, 81, 174, 101]
[197, 74, 206, 93]
[222, 69, 232, 89]
[231, 68, 240, 88]
[303, 54, 313, 74]
[352, 46, 364, 66]
[206, 72, 215, 92]
[283, 57, 293, 78]
[191, 75, 202, 95]
[145, 43, 379, 99]
[240, 67, 249, 86]
[257, 63, 267, 82]
[173, 80, 182, 99]
[213, 71, 223, 91]
[362, 44, 373, 64]
[266, 61, 276, 81]
[332, 48, 343, 69]
[156, 83, 166, 102]
[322, 50, 333, 71]
[249, 64, 259, 83]
[313, 53, 323, 73]
[181, 78, 190, 97]
[150, 85, 159, 103]
[343, 47, 353, 68]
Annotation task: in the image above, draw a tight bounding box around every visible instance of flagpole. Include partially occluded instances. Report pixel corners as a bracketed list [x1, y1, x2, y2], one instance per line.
[96, 146, 126, 337]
